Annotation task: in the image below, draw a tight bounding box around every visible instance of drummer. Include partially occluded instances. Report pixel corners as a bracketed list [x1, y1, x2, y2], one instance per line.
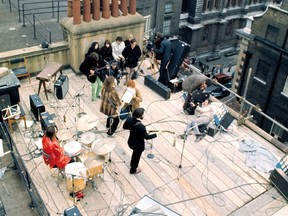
[42, 126, 72, 169]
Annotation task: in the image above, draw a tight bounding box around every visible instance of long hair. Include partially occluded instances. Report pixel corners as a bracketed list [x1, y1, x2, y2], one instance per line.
[103, 76, 115, 92]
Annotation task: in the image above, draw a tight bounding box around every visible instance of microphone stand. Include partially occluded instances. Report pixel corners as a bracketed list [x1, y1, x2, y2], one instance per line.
[63, 85, 86, 124]
[178, 122, 203, 171]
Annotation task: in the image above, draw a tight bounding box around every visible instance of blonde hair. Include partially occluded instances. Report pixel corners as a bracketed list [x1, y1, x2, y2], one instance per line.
[126, 80, 136, 88]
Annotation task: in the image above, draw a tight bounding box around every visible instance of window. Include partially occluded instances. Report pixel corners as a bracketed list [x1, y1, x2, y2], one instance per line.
[265, 25, 279, 44]
[143, 15, 151, 39]
[254, 60, 270, 84]
[226, 21, 232, 35]
[164, 2, 173, 14]
[282, 76, 288, 96]
[202, 27, 209, 41]
[163, 19, 171, 36]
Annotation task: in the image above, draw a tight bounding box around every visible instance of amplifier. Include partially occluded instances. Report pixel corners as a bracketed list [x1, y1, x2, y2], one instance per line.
[54, 74, 69, 100]
[29, 94, 45, 121]
[64, 206, 81, 216]
[167, 40, 190, 79]
[207, 123, 219, 137]
[144, 75, 171, 100]
[269, 168, 288, 200]
[220, 112, 234, 129]
[40, 112, 55, 132]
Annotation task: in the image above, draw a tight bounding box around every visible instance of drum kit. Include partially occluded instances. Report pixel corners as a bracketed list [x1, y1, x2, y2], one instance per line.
[62, 116, 117, 196]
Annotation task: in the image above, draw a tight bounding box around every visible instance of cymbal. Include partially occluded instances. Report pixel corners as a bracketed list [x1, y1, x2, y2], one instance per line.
[81, 132, 96, 145]
[84, 155, 105, 168]
[57, 129, 74, 141]
[92, 138, 116, 156]
[76, 114, 99, 131]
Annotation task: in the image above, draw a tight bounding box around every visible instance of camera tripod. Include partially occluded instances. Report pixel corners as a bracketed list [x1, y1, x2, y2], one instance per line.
[136, 51, 160, 78]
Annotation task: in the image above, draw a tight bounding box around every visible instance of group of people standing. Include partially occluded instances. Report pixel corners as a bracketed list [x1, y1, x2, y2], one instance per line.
[79, 35, 142, 102]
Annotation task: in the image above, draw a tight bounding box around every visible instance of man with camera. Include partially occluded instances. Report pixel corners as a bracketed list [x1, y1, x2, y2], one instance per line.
[151, 32, 172, 86]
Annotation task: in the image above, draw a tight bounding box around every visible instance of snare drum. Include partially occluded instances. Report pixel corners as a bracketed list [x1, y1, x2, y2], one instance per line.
[78, 152, 105, 180]
[81, 132, 96, 148]
[65, 162, 87, 192]
[64, 141, 82, 157]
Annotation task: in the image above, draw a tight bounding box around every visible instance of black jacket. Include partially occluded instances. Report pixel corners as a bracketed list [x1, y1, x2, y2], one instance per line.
[122, 45, 142, 68]
[123, 117, 156, 150]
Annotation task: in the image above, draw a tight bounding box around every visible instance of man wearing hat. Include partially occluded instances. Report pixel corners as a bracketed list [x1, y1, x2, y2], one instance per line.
[123, 108, 158, 174]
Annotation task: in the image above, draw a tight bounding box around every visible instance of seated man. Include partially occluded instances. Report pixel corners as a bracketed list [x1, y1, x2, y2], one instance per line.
[181, 99, 213, 142]
[183, 79, 211, 115]
[42, 126, 71, 169]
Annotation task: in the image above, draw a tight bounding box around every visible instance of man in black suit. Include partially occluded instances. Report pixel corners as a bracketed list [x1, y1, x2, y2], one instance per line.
[152, 32, 172, 86]
[123, 108, 158, 174]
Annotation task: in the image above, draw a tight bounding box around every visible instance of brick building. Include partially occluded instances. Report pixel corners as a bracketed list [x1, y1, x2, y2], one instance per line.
[236, 2, 288, 143]
[136, 0, 183, 38]
[179, 0, 272, 58]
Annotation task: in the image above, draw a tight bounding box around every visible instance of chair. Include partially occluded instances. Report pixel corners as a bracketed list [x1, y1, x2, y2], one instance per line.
[6, 105, 27, 133]
[42, 150, 65, 186]
[9, 57, 31, 83]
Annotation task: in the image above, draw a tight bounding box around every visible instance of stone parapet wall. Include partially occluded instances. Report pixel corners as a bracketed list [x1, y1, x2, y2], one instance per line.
[0, 41, 70, 75]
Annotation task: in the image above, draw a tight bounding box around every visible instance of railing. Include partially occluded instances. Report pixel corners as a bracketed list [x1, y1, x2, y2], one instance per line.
[184, 62, 288, 150]
[0, 121, 50, 216]
[3, 0, 67, 44]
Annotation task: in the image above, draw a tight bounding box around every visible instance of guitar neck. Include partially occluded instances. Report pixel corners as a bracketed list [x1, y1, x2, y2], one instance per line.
[148, 130, 175, 134]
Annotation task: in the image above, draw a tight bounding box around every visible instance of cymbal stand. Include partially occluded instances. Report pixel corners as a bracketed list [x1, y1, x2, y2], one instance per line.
[147, 140, 154, 159]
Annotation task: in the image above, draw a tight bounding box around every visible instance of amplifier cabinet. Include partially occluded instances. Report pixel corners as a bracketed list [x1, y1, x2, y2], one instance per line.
[54, 74, 69, 100]
[144, 75, 171, 100]
[29, 94, 45, 121]
[40, 112, 55, 132]
[269, 168, 288, 200]
[64, 206, 81, 216]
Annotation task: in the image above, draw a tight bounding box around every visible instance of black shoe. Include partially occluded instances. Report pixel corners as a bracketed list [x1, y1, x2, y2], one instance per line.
[179, 134, 186, 139]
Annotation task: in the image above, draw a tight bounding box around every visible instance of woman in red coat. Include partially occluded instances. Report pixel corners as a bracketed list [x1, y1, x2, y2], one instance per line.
[42, 126, 71, 169]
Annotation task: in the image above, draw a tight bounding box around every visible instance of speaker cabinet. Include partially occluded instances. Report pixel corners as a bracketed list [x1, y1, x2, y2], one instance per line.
[40, 112, 55, 132]
[269, 168, 288, 200]
[29, 94, 45, 121]
[54, 74, 69, 100]
[167, 40, 190, 79]
[220, 112, 234, 129]
[64, 206, 81, 216]
[144, 75, 171, 100]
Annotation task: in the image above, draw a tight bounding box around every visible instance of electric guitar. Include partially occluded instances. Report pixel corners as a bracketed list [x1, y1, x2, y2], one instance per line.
[87, 65, 108, 83]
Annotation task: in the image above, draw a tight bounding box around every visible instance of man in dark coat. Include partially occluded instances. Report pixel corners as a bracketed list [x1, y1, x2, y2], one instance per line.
[152, 32, 172, 86]
[122, 38, 142, 84]
[123, 108, 157, 174]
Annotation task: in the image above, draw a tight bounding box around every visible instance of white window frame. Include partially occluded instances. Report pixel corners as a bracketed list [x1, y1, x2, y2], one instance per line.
[163, 19, 171, 36]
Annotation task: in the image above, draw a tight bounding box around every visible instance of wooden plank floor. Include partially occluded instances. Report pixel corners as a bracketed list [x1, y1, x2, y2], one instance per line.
[10, 68, 288, 216]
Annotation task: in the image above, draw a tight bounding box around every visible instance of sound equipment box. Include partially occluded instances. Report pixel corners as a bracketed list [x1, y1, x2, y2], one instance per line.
[40, 112, 56, 132]
[64, 206, 81, 216]
[29, 94, 45, 121]
[220, 112, 234, 129]
[269, 168, 288, 200]
[144, 75, 171, 100]
[207, 123, 219, 137]
[54, 74, 69, 100]
[167, 40, 190, 79]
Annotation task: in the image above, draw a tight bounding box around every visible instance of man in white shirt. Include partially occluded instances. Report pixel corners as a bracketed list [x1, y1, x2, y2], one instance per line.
[182, 99, 213, 142]
[111, 36, 125, 70]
